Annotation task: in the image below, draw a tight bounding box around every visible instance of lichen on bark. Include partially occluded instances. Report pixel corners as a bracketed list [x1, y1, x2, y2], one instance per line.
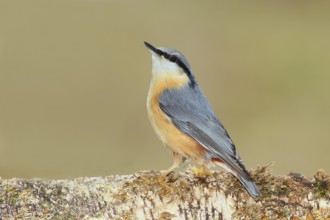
[0, 166, 329, 219]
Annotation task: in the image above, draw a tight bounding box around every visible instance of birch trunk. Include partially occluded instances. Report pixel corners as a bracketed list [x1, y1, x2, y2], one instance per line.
[0, 166, 329, 220]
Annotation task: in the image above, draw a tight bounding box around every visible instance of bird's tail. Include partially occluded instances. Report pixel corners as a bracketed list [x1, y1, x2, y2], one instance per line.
[238, 175, 261, 199]
[212, 159, 261, 198]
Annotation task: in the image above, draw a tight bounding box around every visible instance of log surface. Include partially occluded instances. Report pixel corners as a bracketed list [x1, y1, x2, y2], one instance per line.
[0, 166, 329, 219]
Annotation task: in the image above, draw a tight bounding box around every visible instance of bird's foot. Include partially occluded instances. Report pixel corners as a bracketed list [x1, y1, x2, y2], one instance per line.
[190, 165, 212, 177]
[162, 161, 181, 176]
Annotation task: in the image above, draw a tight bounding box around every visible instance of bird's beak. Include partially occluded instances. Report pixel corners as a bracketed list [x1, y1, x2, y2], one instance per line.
[144, 42, 161, 57]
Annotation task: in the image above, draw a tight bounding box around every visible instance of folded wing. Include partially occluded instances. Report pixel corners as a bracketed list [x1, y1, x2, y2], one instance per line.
[159, 83, 250, 180]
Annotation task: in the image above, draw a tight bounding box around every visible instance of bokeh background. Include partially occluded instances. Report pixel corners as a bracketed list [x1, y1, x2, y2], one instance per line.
[0, 1, 329, 179]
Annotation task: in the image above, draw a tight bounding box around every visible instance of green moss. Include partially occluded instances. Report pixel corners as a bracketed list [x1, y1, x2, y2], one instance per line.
[313, 180, 328, 197]
[313, 170, 330, 198]
[0, 168, 329, 219]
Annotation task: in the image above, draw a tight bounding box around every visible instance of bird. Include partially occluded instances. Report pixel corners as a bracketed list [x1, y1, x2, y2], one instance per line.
[144, 42, 261, 198]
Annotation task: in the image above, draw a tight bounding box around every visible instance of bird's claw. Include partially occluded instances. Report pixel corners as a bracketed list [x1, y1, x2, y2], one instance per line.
[191, 165, 212, 177]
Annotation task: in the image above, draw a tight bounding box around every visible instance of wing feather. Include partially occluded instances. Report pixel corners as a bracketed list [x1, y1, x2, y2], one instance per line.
[159, 83, 250, 179]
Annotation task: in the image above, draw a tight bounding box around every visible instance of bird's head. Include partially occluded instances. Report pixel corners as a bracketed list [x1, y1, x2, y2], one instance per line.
[144, 42, 195, 87]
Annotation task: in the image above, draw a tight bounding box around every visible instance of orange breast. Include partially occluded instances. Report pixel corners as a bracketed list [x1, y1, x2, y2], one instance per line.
[147, 73, 205, 162]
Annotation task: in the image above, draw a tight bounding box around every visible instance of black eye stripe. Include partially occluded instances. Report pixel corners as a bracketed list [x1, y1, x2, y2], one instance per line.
[163, 53, 187, 72]
[161, 52, 196, 88]
[169, 55, 178, 62]
[162, 53, 179, 64]
[147, 44, 196, 88]
[162, 52, 173, 61]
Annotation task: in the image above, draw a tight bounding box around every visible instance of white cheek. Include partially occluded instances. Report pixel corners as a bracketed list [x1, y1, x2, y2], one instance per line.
[151, 55, 182, 76]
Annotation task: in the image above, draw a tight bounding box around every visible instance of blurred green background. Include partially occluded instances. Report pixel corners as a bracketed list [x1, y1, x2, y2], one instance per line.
[0, 1, 329, 179]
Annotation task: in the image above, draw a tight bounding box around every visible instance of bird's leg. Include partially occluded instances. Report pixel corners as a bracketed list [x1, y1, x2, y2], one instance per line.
[157, 153, 186, 191]
[163, 153, 187, 176]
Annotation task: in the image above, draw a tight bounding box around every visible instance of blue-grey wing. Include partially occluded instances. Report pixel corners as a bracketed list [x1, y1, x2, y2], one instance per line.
[159, 83, 250, 179]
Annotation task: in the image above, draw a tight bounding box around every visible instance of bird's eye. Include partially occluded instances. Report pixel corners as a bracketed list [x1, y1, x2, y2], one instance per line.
[169, 55, 178, 63]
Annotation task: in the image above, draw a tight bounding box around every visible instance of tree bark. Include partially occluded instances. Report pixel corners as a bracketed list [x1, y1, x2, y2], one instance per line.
[0, 166, 329, 219]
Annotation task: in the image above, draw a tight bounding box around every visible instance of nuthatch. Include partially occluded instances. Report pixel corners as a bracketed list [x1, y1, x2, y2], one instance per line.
[144, 42, 260, 198]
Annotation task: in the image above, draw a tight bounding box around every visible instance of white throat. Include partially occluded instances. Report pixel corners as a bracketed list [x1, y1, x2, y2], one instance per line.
[151, 54, 184, 77]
